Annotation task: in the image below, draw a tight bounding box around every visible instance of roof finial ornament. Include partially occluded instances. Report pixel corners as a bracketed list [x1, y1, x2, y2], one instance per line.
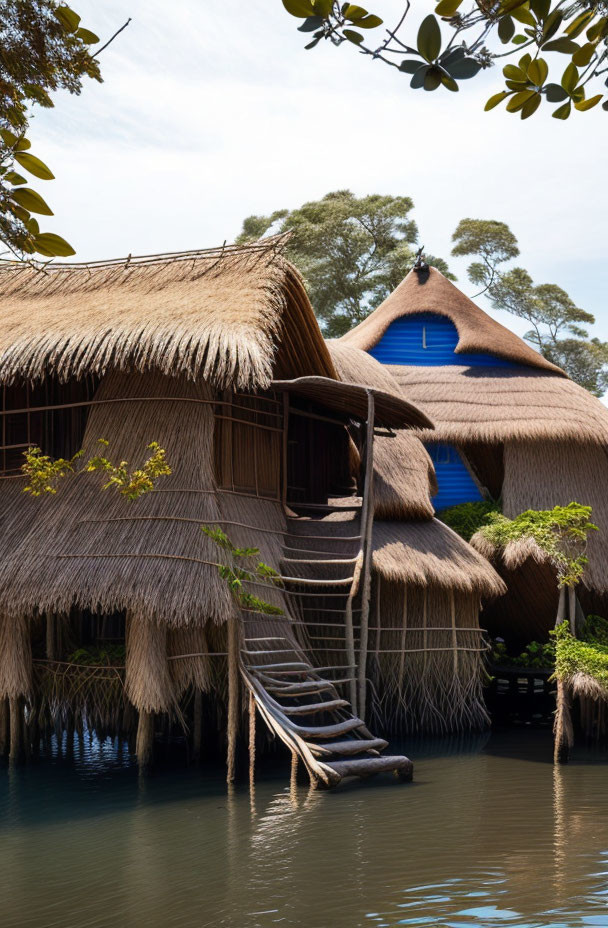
[413, 245, 429, 283]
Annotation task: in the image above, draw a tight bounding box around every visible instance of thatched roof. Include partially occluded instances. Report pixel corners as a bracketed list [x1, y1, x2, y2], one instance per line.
[341, 266, 563, 374]
[372, 519, 506, 598]
[327, 342, 437, 520]
[0, 239, 336, 390]
[389, 364, 608, 445]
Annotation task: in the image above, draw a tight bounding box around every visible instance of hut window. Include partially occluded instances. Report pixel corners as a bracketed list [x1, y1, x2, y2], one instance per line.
[214, 389, 283, 500]
[0, 376, 97, 476]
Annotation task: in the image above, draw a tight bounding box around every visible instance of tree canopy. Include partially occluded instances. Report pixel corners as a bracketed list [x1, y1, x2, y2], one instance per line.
[0, 1, 113, 260]
[281, 1, 608, 120]
[452, 217, 608, 396]
[236, 190, 452, 337]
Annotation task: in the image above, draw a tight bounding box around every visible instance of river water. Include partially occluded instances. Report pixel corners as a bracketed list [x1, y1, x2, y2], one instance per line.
[1, 729, 607, 928]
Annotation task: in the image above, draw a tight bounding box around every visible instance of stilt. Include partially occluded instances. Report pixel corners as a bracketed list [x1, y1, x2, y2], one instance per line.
[9, 697, 23, 764]
[554, 680, 572, 764]
[248, 690, 256, 789]
[0, 698, 8, 756]
[226, 616, 239, 784]
[193, 689, 203, 763]
[136, 710, 155, 772]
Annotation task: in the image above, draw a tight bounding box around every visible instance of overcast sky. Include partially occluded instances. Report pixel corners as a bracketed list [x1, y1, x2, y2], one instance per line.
[29, 0, 607, 343]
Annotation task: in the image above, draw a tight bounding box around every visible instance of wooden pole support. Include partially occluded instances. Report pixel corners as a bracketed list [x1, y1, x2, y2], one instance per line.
[226, 615, 240, 784]
[136, 710, 155, 772]
[357, 390, 375, 723]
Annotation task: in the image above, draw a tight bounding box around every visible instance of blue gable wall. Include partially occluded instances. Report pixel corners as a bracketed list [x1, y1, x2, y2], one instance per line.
[426, 443, 483, 511]
[367, 312, 513, 509]
[368, 312, 517, 368]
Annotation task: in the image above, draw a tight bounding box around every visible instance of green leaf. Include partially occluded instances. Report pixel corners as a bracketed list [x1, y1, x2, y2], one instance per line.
[440, 73, 459, 92]
[574, 94, 603, 111]
[282, 0, 316, 17]
[435, 0, 463, 15]
[498, 15, 515, 43]
[76, 27, 100, 43]
[410, 66, 429, 89]
[0, 128, 18, 147]
[527, 58, 548, 85]
[511, 4, 536, 26]
[572, 43, 595, 67]
[503, 63, 527, 81]
[543, 37, 580, 53]
[342, 28, 364, 43]
[506, 89, 537, 111]
[10, 203, 30, 223]
[26, 217, 39, 235]
[512, 34, 528, 43]
[343, 4, 367, 19]
[544, 82, 568, 102]
[552, 101, 572, 119]
[561, 62, 579, 93]
[417, 15, 442, 62]
[505, 79, 527, 90]
[11, 187, 53, 216]
[542, 9, 563, 40]
[312, 0, 333, 13]
[565, 10, 595, 38]
[356, 14, 382, 27]
[424, 67, 443, 91]
[399, 59, 423, 74]
[54, 5, 81, 31]
[447, 57, 481, 79]
[14, 136, 31, 151]
[529, 0, 549, 20]
[298, 15, 324, 31]
[13, 152, 55, 180]
[4, 171, 27, 185]
[520, 91, 541, 118]
[484, 91, 509, 110]
[34, 233, 76, 257]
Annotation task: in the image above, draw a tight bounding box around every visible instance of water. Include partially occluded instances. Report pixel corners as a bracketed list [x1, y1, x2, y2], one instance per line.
[1, 730, 607, 928]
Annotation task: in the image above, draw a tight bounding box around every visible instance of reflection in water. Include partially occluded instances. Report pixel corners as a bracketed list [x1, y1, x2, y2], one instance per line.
[0, 730, 606, 928]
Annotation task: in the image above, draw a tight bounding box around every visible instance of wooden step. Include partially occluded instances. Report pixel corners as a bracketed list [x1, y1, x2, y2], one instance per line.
[246, 662, 310, 672]
[287, 717, 365, 738]
[322, 755, 413, 781]
[310, 738, 388, 756]
[279, 698, 348, 716]
[266, 680, 335, 696]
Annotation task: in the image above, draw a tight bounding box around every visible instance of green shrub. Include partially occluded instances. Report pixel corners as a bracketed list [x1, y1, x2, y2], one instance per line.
[438, 501, 502, 542]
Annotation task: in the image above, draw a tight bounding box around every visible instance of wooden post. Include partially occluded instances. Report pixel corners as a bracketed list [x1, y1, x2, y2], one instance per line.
[46, 615, 56, 662]
[281, 392, 289, 510]
[568, 586, 577, 636]
[136, 710, 155, 772]
[9, 697, 22, 764]
[193, 689, 203, 763]
[248, 690, 256, 789]
[357, 390, 375, 723]
[226, 615, 239, 784]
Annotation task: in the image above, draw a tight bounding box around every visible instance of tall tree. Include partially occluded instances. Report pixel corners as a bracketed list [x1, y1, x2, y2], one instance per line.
[452, 218, 608, 396]
[1, 1, 126, 259]
[281, 2, 608, 121]
[237, 190, 452, 337]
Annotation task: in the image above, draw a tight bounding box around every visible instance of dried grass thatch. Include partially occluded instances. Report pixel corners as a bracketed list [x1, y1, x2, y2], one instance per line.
[0, 370, 235, 626]
[501, 440, 608, 593]
[0, 614, 31, 699]
[341, 266, 562, 373]
[372, 519, 506, 598]
[368, 581, 489, 733]
[327, 341, 437, 519]
[0, 240, 336, 390]
[388, 365, 608, 445]
[125, 613, 174, 714]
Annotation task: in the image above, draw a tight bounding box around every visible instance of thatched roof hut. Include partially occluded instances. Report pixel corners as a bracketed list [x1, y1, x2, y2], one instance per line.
[341, 265, 608, 641]
[0, 241, 431, 783]
[326, 342, 505, 732]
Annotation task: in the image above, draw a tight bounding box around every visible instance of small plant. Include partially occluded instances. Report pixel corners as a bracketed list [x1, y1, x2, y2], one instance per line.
[22, 439, 171, 499]
[439, 500, 502, 542]
[552, 621, 608, 692]
[490, 637, 555, 669]
[201, 526, 285, 616]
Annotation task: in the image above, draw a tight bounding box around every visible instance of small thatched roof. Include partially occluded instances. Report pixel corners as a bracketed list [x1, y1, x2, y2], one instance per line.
[372, 519, 506, 598]
[0, 239, 336, 390]
[389, 364, 608, 445]
[327, 342, 437, 521]
[341, 266, 563, 374]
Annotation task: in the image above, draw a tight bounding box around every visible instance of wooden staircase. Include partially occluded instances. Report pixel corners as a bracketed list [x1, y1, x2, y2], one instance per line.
[240, 640, 412, 789]
[239, 500, 412, 789]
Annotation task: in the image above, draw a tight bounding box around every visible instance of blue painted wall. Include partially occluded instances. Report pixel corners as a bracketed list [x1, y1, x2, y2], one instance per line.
[425, 442, 483, 511]
[368, 312, 517, 368]
[368, 313, 510, 509]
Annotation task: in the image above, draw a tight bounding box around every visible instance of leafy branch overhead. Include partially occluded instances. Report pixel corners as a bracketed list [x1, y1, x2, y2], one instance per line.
[282, 1, 608, 119]
[22, 440, 172, 500]
[0, 1, 127, 260]
[201, 526, 285, 616]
